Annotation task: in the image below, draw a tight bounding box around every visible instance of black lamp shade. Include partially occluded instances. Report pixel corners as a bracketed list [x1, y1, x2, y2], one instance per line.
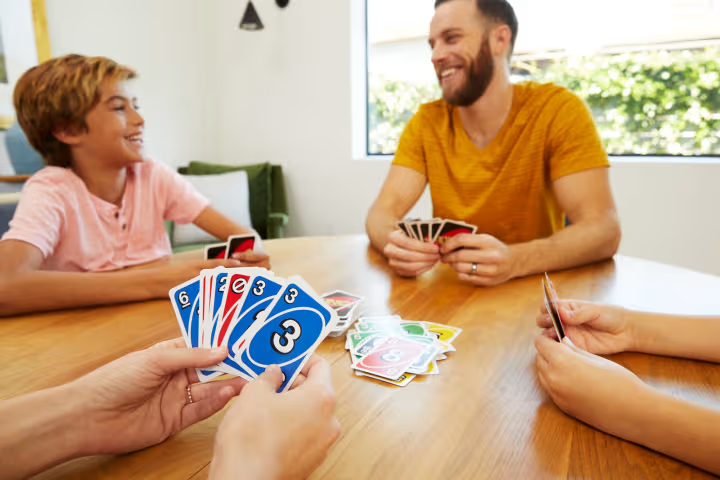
[239, 1, 264, 31]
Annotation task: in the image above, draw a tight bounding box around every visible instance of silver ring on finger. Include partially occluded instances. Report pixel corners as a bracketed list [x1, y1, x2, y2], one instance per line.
[471, 263, 478, 274]
[186, 384, 194, 404]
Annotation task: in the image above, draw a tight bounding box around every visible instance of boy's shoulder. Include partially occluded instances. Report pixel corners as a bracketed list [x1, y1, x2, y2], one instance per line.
[24, 166, 81, 193]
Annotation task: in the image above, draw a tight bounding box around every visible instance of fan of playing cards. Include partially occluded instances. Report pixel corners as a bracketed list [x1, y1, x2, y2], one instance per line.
[169, 267, 338, 392]
[397, 218, 478, 244]
[345, 315, 462, 387]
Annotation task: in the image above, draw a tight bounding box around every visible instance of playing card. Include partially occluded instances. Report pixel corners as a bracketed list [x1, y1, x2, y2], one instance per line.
[227, 234, 257, 258]
[352, 336, 431, 380]
[321, 290, 364, 316]
[424, 322, 463, 344]
[543, 273, 566, 341]
[354, 370, 416, 387]
[210, 270, 259, 380]
[432, 220, 477, 246]
[396, 221, 413, 239]
[429, 218, 443, 241]
[356, 319, 428, 337]
[204, 242, 227, 260]
[410, 221, 423, 242]
[237, 278, 338, 391]
[206, 269, 230, 348]
[228, 273, 285, 355]
[169, 276, 223, 382]
[419, 221, 431, 242]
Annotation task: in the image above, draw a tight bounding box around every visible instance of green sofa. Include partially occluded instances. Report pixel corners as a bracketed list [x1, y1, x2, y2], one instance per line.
[167, 161, 289, 252]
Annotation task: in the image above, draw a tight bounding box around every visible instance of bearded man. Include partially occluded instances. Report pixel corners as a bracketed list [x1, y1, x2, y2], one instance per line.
[366, 0, 621, 286]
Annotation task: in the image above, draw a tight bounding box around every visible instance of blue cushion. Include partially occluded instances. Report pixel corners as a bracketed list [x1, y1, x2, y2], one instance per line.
[5, 123, 44, 175]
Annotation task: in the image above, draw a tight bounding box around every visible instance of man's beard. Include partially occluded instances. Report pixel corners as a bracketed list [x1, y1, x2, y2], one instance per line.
[441, 37, 495, 107]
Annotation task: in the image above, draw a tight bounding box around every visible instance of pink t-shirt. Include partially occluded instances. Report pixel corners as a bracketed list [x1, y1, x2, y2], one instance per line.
[1, 158, 209, 272]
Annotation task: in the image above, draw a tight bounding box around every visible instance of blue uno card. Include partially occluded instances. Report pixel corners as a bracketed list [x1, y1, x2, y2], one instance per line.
[238, 281, 335, 391]
[169, 277, 202, 348]
[169, 277, 222, 382]
[208, 272, 229, 346]
[228, 274, 284, 358]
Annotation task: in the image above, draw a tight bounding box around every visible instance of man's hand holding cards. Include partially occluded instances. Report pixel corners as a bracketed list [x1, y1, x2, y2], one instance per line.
[205, 233, 271, 270]
[388, 218, 478, 279]
[169, 267, 338, 391]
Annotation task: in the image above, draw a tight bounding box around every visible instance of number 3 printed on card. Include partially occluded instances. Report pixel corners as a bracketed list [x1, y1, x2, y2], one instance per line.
[272, 319, 302, 354]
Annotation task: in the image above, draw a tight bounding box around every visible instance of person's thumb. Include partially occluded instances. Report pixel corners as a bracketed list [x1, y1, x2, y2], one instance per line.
[255, 364, 285, 393]
[558, 304, 592, 326]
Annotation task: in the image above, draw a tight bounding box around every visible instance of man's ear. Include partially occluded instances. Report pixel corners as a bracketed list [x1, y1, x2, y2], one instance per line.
[52, 126, 84, 146]
[491, 24, 512, 58]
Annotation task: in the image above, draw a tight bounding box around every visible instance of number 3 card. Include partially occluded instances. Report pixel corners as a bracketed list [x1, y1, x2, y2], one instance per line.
[236, 279, 338, 392]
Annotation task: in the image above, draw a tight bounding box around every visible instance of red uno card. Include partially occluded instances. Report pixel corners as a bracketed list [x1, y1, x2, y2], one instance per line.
[433, 220, 477, 247]
[352, 336, 428, 380]
[204, 243, 227, 260]
[227, 234, 256, 258]
[214, 272, 252, 346]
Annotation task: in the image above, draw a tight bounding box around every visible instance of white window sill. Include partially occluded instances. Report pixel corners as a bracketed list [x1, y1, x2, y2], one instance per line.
[352, 155, 720, 164]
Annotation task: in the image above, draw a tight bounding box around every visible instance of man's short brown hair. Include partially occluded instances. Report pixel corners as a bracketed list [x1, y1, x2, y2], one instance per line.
[13, 54, 137, 168]
[435, 0, 519, 56]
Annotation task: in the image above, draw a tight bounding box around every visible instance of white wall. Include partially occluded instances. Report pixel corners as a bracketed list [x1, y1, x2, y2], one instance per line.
[611, 160, 720, 276]
[209, 0, 414, 237]
[45, 0, 218, 169]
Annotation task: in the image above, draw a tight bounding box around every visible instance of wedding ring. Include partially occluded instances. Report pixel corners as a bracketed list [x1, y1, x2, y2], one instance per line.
[186, 384, 194, 404]
[471, 263, 478, 274]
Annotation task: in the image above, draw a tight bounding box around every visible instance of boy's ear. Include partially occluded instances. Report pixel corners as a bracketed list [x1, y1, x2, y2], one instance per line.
[52, 126, 84, 146]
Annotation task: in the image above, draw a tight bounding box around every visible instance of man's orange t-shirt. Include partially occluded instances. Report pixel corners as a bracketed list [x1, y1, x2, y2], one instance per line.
[392, 82, 609, 244]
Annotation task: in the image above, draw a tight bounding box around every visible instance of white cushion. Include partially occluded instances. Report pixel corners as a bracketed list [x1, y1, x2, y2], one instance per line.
[172, 170, 252, 246]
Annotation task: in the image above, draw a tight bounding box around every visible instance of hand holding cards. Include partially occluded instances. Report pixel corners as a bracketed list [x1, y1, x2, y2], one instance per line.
[169, 267, 338, 392]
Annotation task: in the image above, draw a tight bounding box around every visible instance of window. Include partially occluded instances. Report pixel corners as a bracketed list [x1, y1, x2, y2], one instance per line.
[366, 0, 720, 157]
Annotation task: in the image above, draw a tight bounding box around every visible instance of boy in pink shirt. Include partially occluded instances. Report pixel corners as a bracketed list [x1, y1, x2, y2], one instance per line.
[0, 54, 269, 316]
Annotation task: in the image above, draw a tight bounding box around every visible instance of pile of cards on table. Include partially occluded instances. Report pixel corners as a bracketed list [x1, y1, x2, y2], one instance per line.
[319, 290, 364, 337]
[397, 218, 478, 244]
[169, 267, 338, 392]
[204, 233, 260, 260]
[345, 315, 462, 387]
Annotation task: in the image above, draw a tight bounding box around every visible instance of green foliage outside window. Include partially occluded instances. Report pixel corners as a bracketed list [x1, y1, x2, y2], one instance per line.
[368, 46, 720, 156]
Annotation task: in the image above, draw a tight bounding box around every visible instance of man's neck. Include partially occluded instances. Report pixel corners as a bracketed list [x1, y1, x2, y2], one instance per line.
[457, 74, 514, 150]
[72, 156, 128, 206]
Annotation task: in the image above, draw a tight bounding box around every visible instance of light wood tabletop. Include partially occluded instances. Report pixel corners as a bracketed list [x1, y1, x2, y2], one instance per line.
[2, 235, 720, 479]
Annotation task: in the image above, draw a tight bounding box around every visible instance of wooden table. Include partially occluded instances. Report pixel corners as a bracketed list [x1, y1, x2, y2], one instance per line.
[2, 235, 719, 479]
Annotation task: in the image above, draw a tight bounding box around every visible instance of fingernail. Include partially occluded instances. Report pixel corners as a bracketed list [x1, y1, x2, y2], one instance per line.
[211, 347, 226, 355]
[562, 337, 574, 346]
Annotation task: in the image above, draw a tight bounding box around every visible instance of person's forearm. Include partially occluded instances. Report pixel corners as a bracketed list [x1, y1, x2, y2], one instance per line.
[0, 269, 165, 317]
[626, 310, 720, 363]
[193, 206, 254, 242]
[510, 216, 621, 278]
[0, 384, 88, 479]
[365, 205, 397, 254]
[611, 385, 720, 476]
